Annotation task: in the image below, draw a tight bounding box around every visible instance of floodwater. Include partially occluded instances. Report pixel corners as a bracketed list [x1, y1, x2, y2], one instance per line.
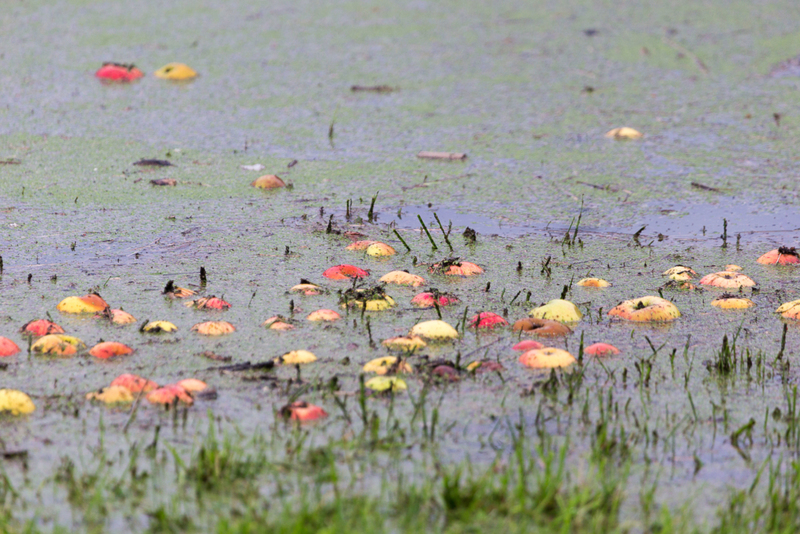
[381, 198, 800, 243]
[2, 0, 800, 531]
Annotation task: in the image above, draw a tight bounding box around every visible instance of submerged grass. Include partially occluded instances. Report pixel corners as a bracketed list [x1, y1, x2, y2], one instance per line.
[0, 224, 795, 533]
[9, 410, 800, 534]
[176, 417, 268, 493]
[4, 413, 633, 534]
[4, 335, 800, 534]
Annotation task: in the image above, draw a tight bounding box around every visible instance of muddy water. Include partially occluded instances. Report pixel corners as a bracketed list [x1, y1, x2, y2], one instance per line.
[2, 0, 800, 530]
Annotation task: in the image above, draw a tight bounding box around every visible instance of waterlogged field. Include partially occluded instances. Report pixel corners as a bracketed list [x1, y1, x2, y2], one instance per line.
[2, 0, 800, 532]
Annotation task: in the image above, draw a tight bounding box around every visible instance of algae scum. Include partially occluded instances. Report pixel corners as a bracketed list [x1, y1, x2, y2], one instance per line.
[3, 0, 800, 532]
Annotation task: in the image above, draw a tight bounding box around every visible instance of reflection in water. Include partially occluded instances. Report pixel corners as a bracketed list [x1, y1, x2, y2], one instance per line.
[382, 199, 800, 246]
[384, 205, 533, 238]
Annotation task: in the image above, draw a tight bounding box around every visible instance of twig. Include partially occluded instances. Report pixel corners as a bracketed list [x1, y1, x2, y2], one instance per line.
[576, 180, 606, 190]
[351, 85, 396, 93]
[691, 182, 720, 193]
[207, 361, 275, 372]
[417, 151, 467, 160]
[663, 36, 709, 75]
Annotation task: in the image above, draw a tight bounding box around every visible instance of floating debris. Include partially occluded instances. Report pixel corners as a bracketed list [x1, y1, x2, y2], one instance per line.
[262, 316, 295, 330]
[366, 242, 396, 257]
[290, 280, 324, 295]
[691, 182, 721, 193]
[0, 390, 35, 415]
[604, 127, 643, 140]
[663, 266, 696, 281]
[57, 293, 108, 314]
[381, 336, 427, 352]
[528, 299, 583, 323]
[365, 376, 407, 392]
[409, 320, 458, 341]
[519, 348, 576, 369]
[251, 174, 286, 189]
[340, 286, 396, 311]
[417, 151, 467, 160]
[280, 401, 328, 421]
[95, 62, 143, 82]
[306, 309, 341, 322]
[608, 296, 681, 322]
[584, 343, 620, 357]
[147, 385, 194, 405]
[86, 385, 134, 404]
[151, 178, 177, 186]
[410, 289, 458, 308]
[711, 294, 755, 310]
[0, 338, 20, 357]
[240, 164, 266, 171]
[362, 356, 413, 375]
[468, 312, 508, 329]
[380, 271, 425, 286]
[776, 300, 800, 320]
[32, 335, 85, 356]
[323, 264, 369, 280]
[89, 342, 134, 359]
[111, 374, 159, 393]
[351, 85, 397, 93]
[698, 271, 756, 289]
[512, 340, 544, 351]
[757, 247, 800, 266]
[96, 308, 137, 325]
[163, 280, 196, 298]
[141, 320, 178, 333]
[465, 360, 504, 373]
[20, 319, 65, 337]
[430, 258, 483, 276]
[185, 296, 232, 310]
[154, 63, 197, 80]
[133, 159, 173, 167]
[346, 241, 378, 251]
[512, 318, 572, 337]
[277, 350, 317, 365]
[191, 321, 236, 336]
[577, 278, 611, 288]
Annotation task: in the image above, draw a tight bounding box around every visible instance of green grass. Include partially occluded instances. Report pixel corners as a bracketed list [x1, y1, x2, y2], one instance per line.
[5, 361, 800, 534]
[2, 403, 798, 534]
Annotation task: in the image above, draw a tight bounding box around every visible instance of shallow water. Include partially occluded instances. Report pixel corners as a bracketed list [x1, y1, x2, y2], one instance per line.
[2, 0, 800, 531]
[380, 198, 800, 244]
